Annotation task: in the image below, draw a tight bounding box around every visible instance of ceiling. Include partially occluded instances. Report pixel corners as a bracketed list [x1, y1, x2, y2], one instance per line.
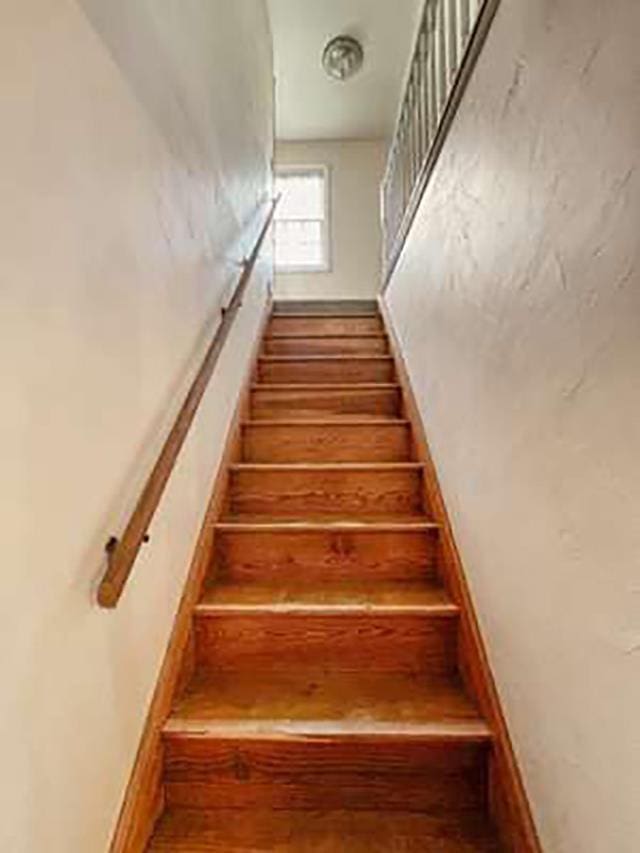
[267, 0, 424, 141]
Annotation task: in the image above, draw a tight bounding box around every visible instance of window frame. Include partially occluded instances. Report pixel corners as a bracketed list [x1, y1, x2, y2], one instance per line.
[274, 164, 331, 275]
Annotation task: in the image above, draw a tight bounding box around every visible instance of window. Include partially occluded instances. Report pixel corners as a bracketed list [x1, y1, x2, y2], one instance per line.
[274, 166, 330, 273]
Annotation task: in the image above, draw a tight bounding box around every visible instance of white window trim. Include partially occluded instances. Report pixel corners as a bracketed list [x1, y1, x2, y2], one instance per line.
[275, 164, 332, 274]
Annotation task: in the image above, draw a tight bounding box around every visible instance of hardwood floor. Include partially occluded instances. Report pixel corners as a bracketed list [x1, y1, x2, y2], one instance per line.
[145, 303, 504, 851]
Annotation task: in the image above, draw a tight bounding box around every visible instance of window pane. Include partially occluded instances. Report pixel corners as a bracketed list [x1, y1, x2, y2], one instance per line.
[275, 171, 325, 221]
[275, 220, 325, 269]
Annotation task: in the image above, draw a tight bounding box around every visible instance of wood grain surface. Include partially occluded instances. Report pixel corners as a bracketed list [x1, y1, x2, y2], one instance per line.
[135, 302, 513, 851]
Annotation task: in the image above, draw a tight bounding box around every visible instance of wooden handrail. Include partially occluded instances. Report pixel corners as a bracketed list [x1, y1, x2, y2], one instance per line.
[97, 198, 278, 608]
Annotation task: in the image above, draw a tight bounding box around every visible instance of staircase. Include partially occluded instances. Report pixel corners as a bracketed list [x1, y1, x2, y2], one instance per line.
[146, 301, 503, 851]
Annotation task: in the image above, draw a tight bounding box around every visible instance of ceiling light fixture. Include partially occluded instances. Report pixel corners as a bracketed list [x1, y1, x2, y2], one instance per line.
[322, 35, 364, 82]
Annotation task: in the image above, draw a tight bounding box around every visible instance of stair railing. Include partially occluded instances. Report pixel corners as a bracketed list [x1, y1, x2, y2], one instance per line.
[381, 0, 500, 286]
[97, 197, 278, 608]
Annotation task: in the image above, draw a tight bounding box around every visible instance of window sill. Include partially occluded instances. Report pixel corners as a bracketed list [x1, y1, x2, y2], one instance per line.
[276, 266, 332, 275]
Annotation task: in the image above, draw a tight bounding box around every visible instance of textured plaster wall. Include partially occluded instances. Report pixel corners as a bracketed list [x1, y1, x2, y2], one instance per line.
[386, 1, 640, 851]
[0, 1, 272, 851]
[275, 139, 386, 300]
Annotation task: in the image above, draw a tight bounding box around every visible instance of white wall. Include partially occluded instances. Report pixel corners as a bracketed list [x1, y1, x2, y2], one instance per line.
[275, 139, 386, 300]
[0, 2, 272, 851]
[386, 2, 640, 851]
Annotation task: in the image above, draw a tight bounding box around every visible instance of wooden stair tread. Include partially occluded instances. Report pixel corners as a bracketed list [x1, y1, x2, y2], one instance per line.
[148, 808, 502, 852]
[243, 418, 409, 426]
[251, 382, 400, 389]
[216, 515, 438, 530]
[259, 354, 394, 362]
[198, 580, 455, 613]
[230, 461, 424, 471]
[165, 671, 489, 740]
[248, 414, 403, 423]
[272, 311, 380, 320]
[265, 333, 387, 340]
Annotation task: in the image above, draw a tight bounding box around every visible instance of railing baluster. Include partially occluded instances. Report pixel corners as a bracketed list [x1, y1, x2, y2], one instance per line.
[445, 0, 459, 85]
[409, 99, 416, 187]
[412, 70, 421, 181]
[393, 156, 402, 242]
[469, 0, 482, 28]
[381, 0, 497, 281]
[407, 110, 413, 199]
[435, 0, 447, 118]
[428, 1, 438, 142]
[395, 154, 403, 238]
[413, 74, 420, 185]
[407, 80, 416, 190]
[400, 114, 410, 210]
[457, 0, 471, 53]
[418, 25, 428, 169]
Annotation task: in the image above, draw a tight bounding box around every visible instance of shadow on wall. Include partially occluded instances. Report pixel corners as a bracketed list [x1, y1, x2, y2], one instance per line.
[79, 0, 273, 259]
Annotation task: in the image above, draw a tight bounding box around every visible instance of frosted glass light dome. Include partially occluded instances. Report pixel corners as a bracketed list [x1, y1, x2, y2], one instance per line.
[322, 36, 364, 81]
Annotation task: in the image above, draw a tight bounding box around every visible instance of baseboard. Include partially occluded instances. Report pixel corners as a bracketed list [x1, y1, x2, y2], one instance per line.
[379, 295, 541, 853]
[109, 294, 272, 853]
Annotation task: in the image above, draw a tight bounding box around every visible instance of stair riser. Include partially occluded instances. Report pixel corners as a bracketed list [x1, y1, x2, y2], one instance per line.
[273, 300, 379, 315]
[268, 317, 383, 337]
[213, 529, 439, 583]
[250, 387, 402, 420]
[193, 612, 458, 675]
[164, 738, 488, 813]
[228, 468, 425, 517]
[263, 337, 389, 356]
[258, 358, 395, 385]
[242, 423, 413, 463]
